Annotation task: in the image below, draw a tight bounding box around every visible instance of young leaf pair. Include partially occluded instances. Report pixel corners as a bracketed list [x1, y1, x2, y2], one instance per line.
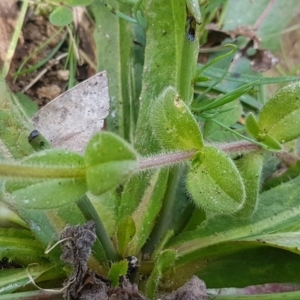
[150, 87, 246, 214]
[2, 132, 138, 210]
[246, 82, 300, 150]
[151, 82, 300, 216]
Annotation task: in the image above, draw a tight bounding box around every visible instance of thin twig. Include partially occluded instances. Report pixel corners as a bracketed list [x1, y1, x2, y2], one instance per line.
[22, 53, 68, 93]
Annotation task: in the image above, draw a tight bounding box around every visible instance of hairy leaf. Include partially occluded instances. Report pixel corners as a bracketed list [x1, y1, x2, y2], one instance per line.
[187, 146, 245, 213]
[258, 82, 300, 144]
[151, 87, 203, 151]
[84, 132, 138, 195]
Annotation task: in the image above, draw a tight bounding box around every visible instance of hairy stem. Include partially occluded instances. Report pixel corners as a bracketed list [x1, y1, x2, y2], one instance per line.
[0, 141, 261, 180]
[218, 140, 261, 153]
[139, 150, 196, 170]
[139, 141, 261, 170]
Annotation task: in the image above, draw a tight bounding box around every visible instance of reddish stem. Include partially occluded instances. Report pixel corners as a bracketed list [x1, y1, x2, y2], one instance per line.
[138, 141, 261, 170]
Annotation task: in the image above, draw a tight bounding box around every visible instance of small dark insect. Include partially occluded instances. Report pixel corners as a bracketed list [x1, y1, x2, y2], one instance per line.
[28, 129, 49, 150]
[186, 15, 196, 42]
[28, 129, 40, 143]
[126, 255, 139, 282]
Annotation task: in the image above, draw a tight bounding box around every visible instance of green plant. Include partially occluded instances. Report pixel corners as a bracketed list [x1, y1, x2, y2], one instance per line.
[2, 0, 300, 299]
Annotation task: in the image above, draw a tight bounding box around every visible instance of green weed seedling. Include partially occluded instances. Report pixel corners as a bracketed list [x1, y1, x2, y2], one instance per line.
[2, 1, 300, 299]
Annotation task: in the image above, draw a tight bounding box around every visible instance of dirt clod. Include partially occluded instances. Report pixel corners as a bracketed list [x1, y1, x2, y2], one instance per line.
[60, 220, 102, 299]
[108, 276, 148, 300]
[59, 221, 208, 299]
[59, 221, 149, 300]
[162, 276, 207, 300]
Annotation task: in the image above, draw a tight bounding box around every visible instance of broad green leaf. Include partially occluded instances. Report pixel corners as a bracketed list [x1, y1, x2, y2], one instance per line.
[151, 87, 203, 151]
[0, 150, 87, 259]
[0, 228, 45, 265]
[3, 150, 86, 209]
[118, 171, 165, 220]
[187, 146, 245, 214]
[119, 0, 200, 259]
[162, 245, 300, 291]
[146, 249, 176, 299]
[135, 0, 200, 154]
[124, 169, 169, 256]
[108, 260, 128, 287]
[4, 179, 87, 210]
[116, 216, 136, 256]
[1, 148, 85, 181]
[244, 232, 300, 253]
[0, 157, 84, 182]
[234, 151, 263, 218]
[84, 132, 138, 195]
[197, 247, 300, 292]
[257, 82, 300, 144]
[90, 0, 138, 139]
[0, 263, 54, 295]
[164, 175, 300, 288]
[142, 166, 192, 255]
[49, 6, 73, 27]
[87, 191, 118, 236]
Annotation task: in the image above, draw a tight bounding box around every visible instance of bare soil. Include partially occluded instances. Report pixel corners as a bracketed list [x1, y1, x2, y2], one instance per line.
[0, 1, 96, 108]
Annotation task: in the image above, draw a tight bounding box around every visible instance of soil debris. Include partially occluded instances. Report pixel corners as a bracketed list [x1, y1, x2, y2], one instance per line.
[108, 276, 148, 300]
[3, 4, 96, 108]
[59, 221, 208, 299]
[162, 276, 207, 300]
[59, 221, 148, 300]
[60, 220, 104, 299]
